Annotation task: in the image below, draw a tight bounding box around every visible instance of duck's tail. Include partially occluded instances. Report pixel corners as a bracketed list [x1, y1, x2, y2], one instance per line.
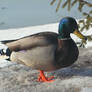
[1, 39, 17, 44]
[0, 40, 15, 60]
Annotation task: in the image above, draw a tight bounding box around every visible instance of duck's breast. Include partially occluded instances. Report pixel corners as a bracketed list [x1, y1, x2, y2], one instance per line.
[55, 39, 79, 69]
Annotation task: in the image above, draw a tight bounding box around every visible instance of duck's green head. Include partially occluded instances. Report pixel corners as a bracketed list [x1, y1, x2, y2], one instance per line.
[58, 17, 86, 40]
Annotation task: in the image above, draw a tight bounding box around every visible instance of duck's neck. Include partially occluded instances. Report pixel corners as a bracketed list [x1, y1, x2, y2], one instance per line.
[58, 33, 71, 39]
[58, 33, 71, 49]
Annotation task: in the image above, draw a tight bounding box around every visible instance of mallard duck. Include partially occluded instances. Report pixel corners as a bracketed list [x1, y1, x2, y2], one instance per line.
[0, 17, 87, 82]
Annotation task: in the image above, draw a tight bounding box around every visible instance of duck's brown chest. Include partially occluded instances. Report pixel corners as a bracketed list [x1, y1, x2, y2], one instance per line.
[55, 39, 79, 68]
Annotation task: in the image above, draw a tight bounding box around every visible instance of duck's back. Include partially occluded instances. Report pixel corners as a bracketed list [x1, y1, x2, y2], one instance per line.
[3, 32, 58, 51]
[5, 32, 58, 71]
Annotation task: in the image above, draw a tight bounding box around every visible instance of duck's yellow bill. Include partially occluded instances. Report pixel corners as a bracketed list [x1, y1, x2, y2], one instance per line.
[73, 29, 86, 40]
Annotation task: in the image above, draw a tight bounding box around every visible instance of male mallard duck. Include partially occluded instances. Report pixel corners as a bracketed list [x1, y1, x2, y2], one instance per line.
[0, 17, 87, 82]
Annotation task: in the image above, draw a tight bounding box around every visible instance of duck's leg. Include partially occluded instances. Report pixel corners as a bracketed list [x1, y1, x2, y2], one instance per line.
[38, 70, 55, 82]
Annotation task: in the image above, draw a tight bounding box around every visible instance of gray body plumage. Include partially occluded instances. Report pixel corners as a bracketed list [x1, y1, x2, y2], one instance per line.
[1, 32, 79, 72]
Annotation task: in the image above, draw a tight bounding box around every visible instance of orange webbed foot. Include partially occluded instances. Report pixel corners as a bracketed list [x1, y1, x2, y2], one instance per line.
[38, 70, 55, 83]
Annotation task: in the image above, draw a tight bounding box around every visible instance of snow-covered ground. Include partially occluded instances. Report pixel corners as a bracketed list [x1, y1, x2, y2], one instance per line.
[0, 23, 92, 92]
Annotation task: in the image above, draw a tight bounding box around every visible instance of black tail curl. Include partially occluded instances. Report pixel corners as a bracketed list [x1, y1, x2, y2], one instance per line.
[1, 39, 17, 44]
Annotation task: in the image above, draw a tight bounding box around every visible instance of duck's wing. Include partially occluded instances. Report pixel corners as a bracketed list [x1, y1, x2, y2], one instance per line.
[1, 32, 58, 51]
